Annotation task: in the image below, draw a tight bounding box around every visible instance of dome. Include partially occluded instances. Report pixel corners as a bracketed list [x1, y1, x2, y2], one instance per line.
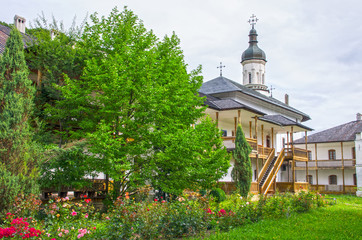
[241, 28, 266, 63]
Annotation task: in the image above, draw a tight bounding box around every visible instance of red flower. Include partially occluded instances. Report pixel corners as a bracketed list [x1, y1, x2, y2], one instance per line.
[218, 209, 227, 217]
[154, 199, 158, 202]
[85, 198, 91, 203]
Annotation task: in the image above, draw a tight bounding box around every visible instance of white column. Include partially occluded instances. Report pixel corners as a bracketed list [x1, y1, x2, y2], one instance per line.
[355, 133, 362, 197]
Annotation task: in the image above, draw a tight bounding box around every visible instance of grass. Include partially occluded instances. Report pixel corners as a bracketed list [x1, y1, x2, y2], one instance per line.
[192, 194, 362, 240]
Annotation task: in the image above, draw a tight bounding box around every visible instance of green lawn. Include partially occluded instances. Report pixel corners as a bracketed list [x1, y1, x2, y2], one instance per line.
[192, 195, 362, 240]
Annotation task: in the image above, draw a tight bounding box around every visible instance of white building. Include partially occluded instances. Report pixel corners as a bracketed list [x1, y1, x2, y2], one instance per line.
[199, 16, 313, 194]
[294, 114, 362, 196]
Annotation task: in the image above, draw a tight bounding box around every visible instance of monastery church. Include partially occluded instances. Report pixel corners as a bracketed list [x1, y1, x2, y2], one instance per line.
[199, 15, 360, 195]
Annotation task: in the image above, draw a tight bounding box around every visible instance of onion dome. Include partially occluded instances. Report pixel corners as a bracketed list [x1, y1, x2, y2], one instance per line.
[241, 27, 266, 63]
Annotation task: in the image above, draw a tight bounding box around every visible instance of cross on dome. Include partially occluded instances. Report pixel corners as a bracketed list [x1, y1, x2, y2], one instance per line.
[248, 14, 258, 29]
[217, 62, 226, 76]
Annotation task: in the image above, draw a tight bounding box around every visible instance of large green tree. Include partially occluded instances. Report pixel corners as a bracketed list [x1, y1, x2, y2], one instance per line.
[0, 28, 37, 176]
[231, 124, 252, 197]
[53, 7, 229, 196]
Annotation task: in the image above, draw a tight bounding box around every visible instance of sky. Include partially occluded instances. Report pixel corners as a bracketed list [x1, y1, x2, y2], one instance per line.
[2, 0, 362, 133]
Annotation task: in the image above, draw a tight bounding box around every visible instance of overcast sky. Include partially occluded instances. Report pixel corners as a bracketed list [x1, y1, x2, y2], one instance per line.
[2, 0, 362, 133]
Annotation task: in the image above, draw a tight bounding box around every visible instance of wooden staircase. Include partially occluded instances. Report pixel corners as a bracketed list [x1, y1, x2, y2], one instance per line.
[258, 148, 285, 195]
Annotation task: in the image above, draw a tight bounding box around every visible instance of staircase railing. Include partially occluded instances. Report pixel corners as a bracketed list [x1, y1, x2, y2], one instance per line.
[258, 148, 275, 181]
[260, 148, 285, 195]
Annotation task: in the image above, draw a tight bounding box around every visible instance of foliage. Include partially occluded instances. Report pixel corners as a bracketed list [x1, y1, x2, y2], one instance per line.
[25, 13, 87, 146]
[0, 191, 332, 239]
[193, 194, 361, 240]
[39, 143, 98, 191]
[0, 27, 36, 176]
[209, 188, 226, 203]
[231, 125, 252, 197]
[52, 7, 229, 198]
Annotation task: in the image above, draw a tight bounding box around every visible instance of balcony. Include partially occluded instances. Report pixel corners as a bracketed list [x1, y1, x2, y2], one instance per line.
[295, 159, 356, 169]
[284, 147, 309, 161]
[221, 136, 273, 159]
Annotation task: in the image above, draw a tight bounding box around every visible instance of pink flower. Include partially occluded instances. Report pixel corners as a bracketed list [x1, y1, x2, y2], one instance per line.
[85, 214, 89, 218]
[93, 227, 96, 230]
[105, 216, 110, 220]
[71, 211, 77, 216]
[58, 232, 63, 237]
[64, 229, 69, 234]
[161, 200, 166, 203]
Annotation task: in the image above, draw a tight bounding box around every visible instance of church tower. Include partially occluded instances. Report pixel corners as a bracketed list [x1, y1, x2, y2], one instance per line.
[241, 15, 269, 95]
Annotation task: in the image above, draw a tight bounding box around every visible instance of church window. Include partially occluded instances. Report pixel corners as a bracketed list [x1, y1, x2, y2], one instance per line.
[328, 149, 336, 160]
[249, 73, 252, 83]
[262, 74, 265, 84]
[256, 72, 260, 82]
[328, 175, 337, 185]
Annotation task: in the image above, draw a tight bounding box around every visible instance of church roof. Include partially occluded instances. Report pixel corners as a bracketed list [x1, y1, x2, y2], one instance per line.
[199, 76, 311, 122]
[241, 28, 266, 62]
[200, 92, 265, 115]
[294, 120, 362, 144]
[259, 115, 313, 131]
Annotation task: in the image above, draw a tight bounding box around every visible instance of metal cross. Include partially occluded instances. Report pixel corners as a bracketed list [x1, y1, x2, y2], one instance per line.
[270, 85, 276, 97]
[217, 62, 226, 76]
[248, 14, 259, 29]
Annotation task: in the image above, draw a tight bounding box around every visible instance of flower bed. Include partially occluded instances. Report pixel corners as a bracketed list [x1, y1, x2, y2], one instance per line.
[0, 191, 331, 239]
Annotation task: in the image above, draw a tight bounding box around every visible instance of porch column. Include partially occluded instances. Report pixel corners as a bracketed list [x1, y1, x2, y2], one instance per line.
[254, 116, 258, 154]
[216, 112, 219, 128]
[256, 154, 259, 192]
[291, 127, 295, 184]
[249, 121, 252, 138]
[305, 131, 308, 183]
[234, 117, 237, 137]
[261, 124, 264, 156]
[271, 127, 274, 148]
[315, 143, 319, 186]
[238, 110, 241, 124]
[341, 142, 345, 193]
[287, 131, 289, 149]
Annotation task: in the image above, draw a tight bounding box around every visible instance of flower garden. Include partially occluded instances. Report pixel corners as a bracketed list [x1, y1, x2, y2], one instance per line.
[0, 190, 332, 239]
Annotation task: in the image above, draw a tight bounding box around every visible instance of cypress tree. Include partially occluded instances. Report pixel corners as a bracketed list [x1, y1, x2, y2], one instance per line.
[0, 28, 36, 176]
[231, 124, 252, 197]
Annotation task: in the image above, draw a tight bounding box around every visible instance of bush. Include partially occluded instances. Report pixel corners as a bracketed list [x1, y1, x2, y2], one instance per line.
[209, 188, 226, 203]
[0, 167, 38, 220]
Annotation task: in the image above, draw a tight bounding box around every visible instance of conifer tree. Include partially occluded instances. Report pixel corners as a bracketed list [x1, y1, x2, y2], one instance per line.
[231, 124, 252, 197]
[0, 28, 36, 176]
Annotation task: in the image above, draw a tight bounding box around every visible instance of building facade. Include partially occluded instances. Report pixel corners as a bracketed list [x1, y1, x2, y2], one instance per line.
[294, 114, 362, 196]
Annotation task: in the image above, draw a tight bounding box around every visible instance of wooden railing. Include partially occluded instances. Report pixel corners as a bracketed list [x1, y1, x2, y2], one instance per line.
[285, 147, 309, 161]
[221, 136, 275, 155]
[261, 148, 285, 195]
[258, 148, 276, 181]
[295, 160, 356, 168]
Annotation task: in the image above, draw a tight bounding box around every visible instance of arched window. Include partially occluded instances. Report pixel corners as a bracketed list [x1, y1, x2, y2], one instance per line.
[307, 175, 313, 184]
[249, 73, 252, 84]
[328, 149, 336, 160]
[352, 147, 356, 159]
[262, 74, 265, 84]
[329, 175, 337, 185]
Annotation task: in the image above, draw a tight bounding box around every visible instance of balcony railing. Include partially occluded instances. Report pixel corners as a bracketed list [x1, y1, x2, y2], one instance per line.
[285, 147, 309, 161]
[295, 159, 356, 168]
[221, 136, 272, 156]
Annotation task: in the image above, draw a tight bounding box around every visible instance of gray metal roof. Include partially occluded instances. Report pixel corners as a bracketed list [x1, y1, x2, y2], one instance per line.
[241, 28, 266, 62]
[259, 115, 313, 131]
[200, 92, 265, 115]
[199, 76, 311, 122]
[294, 120, 362, 144]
